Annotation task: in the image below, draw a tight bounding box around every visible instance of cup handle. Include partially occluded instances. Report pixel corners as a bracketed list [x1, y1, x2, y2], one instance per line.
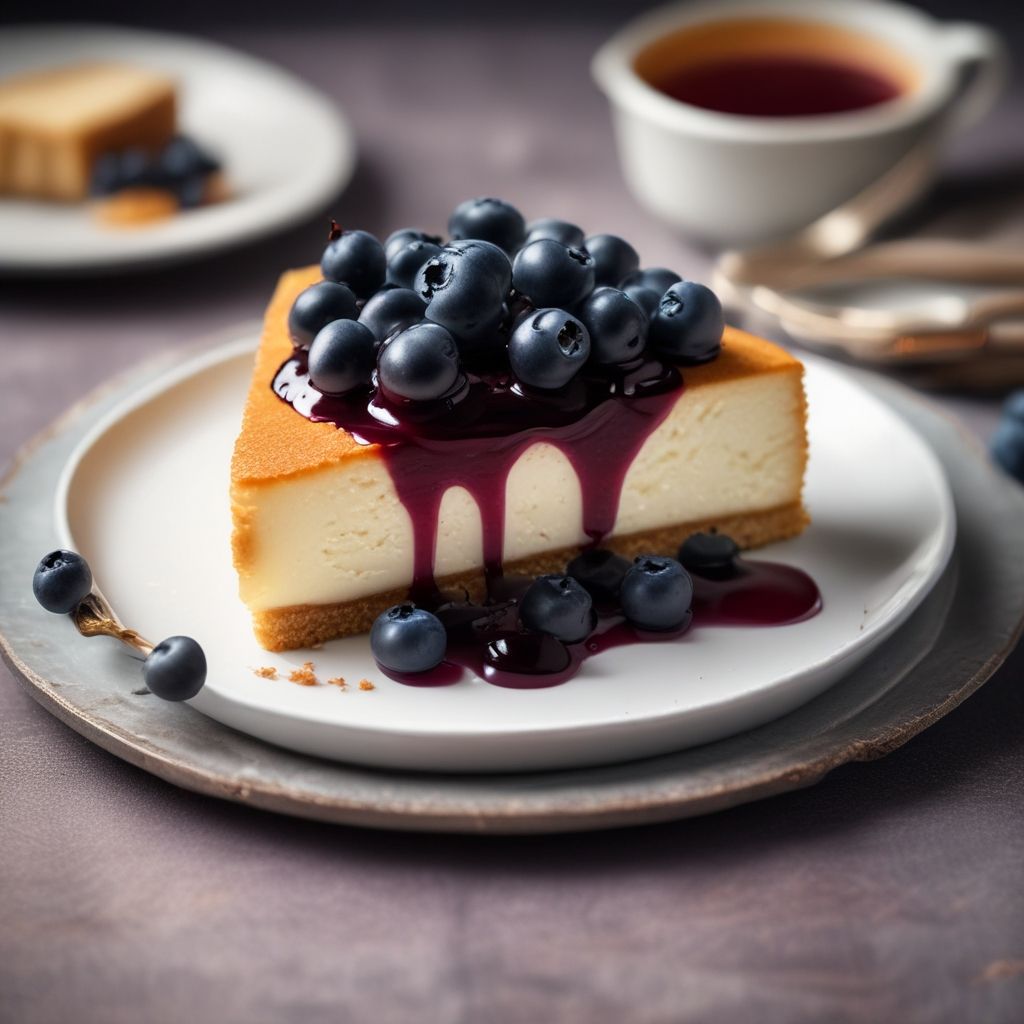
[939, 22, 1010, 133]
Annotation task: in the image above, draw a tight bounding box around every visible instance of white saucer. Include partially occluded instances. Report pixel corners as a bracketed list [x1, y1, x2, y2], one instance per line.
[56, 334, 955, 772]
[0, 26, 355, 274]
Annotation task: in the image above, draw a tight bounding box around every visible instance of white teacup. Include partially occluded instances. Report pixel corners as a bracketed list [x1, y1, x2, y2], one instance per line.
[592, 0, 1008, 247]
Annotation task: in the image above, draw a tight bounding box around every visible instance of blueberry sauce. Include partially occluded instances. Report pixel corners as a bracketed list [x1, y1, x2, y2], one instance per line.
[379, 560, 820, 689]
[272, 350, 822, 689]
[273, 350, 681, 597]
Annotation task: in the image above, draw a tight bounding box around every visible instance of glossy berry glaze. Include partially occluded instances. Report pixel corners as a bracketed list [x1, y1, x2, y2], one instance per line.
[272, 350, 821, 687]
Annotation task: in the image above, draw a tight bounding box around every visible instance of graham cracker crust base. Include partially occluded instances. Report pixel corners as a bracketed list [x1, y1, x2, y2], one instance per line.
[250, 501, 809, 652]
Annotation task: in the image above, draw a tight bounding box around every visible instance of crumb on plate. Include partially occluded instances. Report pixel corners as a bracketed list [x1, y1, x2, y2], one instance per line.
[289, 661, 319, 686]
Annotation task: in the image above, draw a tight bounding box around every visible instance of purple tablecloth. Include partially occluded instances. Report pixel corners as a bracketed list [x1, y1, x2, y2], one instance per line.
[2, 23, 1023, 1023]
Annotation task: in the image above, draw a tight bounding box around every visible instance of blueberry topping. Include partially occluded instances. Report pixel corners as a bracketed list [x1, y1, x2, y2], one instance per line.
[308, 319, 377, 396]
[384, 228, 443, 263]
[566, 548, 631, 604]
[621, 267, 683, 295]
[32, 550, 93, 614]
[519, 574, 594, 643]
[448, 197, 526, 253]
[387, 239, 443, 289]
[508, 308, 590, 390]
[370, 603, 447, 673]
[414, 242, 510, 346]
[678, 532, 740, 578]
[377, 322, 462, 402]
[358, 287, 427, 343]
[576, 287, 648, 365]
[89, 152, 123, 196]
[649, 281, 724, 364]
[288, 281, 358, 350]
[512, 240, 596, 309]
[321, 229, 387, 298]
[620, 555, 693, 631]
[176, 175, 207, 209]
[991, 418, 1024, 482]
[143, 636, 207, 701]
[524, 217, 585, 249]
[116, 148, 154, 190]
[159, 135, 219, 180]
[622, 283, 661, 320]
[1003, 390, 1024, 424]
[583, 234, 640, 287]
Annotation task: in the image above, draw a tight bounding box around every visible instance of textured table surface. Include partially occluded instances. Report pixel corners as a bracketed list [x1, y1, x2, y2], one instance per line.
[2, 19, 1024, 1024]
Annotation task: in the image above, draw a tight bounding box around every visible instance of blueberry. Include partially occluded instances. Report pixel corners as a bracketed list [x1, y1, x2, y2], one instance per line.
[387, 239, 443, 289]
[371, 603, 447, 673]
[414, 242, 510, 345]
[620, 555, 693, 631]
[377, 322, 462, 402]
[445, 239, 513, 292]
[508, 308, 590, 390]
[358, 287, 427, 343]
[308, 319, 377, 396]
[90, 152, 123, 196]
[143, 636, 207, 701]
[622, 283, 661, 320]
[524, 217, 585, 249]
[32, 549, 93, 614]
[512, 240, 596, 309]
[321, 229, 387, 298]
[1003, 390, 1024, 423]
[176, 175, 206, 209]
[117, 148, 155, 189]
[287, 281, 358, 350]
[159, 135, 219, 180]
[649, 281, 724, 364]
[566, 548, 631, 604]
[448, 197, 526, 253]
[678, 532, 740, 578]
[576, 287, 648, 365]
[991, 418, 1024, 482]
[621, 267, 682, 295]
[519, 574, 594, 643]
[584, 234, 640, 287]
[384, 228, 442, 263]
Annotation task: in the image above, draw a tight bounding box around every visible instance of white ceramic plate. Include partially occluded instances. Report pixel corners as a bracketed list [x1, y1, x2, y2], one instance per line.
[0, 25, 355, 273]
[56, 333, 955, 772]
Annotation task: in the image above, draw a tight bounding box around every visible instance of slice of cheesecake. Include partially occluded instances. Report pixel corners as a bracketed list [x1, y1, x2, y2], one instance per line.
[231, 266, 809, 652]
[0, 63, 176, 201]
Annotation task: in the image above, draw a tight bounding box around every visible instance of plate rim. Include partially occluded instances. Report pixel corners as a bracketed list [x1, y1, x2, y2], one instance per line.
[52, 335, 956, 746]
[1, 330, 1022, 832]
[0, 23, 356, 274]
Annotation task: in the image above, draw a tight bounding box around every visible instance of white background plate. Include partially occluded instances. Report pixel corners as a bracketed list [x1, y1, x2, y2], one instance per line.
[57, 335, 955, 772]
[0, 25, 355, 273]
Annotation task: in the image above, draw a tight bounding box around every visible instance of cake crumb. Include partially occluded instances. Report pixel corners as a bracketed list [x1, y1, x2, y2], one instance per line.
[289, 661, 319, 686]
[358, 679, 376, 691]
[327, 676, 347, 690]
[253, 666, 278, 680]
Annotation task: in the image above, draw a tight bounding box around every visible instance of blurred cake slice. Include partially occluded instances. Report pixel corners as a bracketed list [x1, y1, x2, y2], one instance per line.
[0, 62, 176, 201]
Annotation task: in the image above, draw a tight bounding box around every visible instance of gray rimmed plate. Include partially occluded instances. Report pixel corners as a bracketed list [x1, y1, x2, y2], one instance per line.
[0, 330, 1021, 833]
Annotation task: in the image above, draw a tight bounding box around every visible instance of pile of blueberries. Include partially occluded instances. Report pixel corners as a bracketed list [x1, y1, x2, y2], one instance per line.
[32, 549, 207, 701]
[90, 134, 221, 208]
[370, 533, 740, 675]
[289, 196, 725, 404]
[990, 390, 1024, 484]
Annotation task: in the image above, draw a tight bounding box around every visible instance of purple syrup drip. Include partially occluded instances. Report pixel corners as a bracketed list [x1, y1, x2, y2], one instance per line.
[273, 352, 682, 597]
[271, 350, 823, 690]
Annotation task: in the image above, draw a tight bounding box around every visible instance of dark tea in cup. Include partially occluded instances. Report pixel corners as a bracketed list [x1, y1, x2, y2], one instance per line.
[634, 18, 920, 117]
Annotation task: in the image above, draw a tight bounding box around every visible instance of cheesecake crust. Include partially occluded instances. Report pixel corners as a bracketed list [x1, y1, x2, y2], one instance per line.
[250, 501, 809, 651]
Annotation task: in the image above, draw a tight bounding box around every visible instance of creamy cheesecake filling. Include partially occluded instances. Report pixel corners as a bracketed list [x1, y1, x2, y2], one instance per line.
[235, 372, 804, 613]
